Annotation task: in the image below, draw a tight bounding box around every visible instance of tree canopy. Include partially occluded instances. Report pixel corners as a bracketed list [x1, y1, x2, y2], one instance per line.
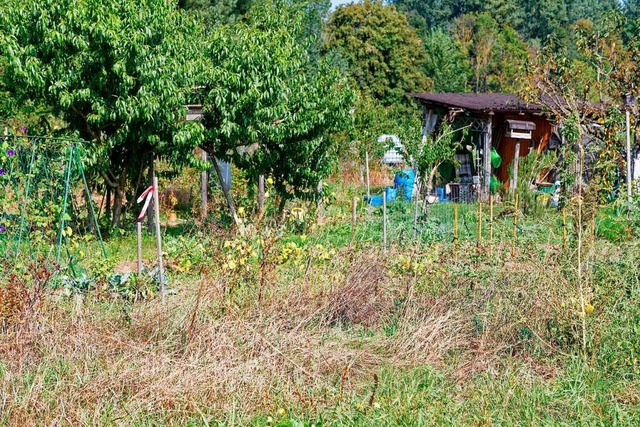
[201, 0, 355, 203]
[324, 0, 431, 107]
[0, 0, 204, 226]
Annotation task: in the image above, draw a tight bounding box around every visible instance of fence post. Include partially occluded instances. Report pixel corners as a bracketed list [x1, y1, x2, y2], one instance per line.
[454, 203, 459, 261]
[351, 196, 357, 244]
[137, 221, 143, 274]
[512, 194, 519, 257]
[153, 176, 166, 302]
[477, 200, 482, 251]
[489, 194, 494, 257]
[412, 182, 419, 241]
[562, 207, 567, 250]
[382, 191, 387, 254]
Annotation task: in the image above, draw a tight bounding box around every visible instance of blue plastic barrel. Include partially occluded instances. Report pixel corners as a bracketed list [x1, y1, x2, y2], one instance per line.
[394, 169, 415, 201]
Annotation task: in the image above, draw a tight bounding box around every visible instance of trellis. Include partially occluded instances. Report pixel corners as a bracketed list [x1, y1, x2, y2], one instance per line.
[0, 134, 106, 278]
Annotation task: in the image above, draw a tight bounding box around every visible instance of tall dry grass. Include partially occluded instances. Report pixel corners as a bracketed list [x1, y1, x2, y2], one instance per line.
[0, 242, 610, 425]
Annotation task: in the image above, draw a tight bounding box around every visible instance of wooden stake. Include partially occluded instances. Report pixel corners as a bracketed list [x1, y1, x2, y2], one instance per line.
[562, 207, 567, 250]
[201, 150, 208, 222]
[412, 179, 419, 241]
[153, 176, 165, 302]
[351, 196, 357, 243]
[512, 194, 519, 257]
[489, 194, 494, 257]
[453, 203, 459, 260]
[382, 191, 387, 253]
[477, 201, 482, 250]
[137, 221, 143, 274]
[365, 151, 371, 199]
[511, 140, 521, 195]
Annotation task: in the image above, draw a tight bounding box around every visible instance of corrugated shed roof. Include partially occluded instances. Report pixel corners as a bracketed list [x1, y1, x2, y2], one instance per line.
[409, 93, 544, 113]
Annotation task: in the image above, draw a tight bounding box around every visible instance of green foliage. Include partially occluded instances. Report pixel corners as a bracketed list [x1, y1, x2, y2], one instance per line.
[452, 12, 529, 92]
[423, 29, 471, 93]
[325, 0, 431, 107]
[0, 0, 205, 225]
[201, 0, 355, 202]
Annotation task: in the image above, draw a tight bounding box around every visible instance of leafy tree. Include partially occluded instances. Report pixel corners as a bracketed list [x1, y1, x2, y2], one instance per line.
[452, 13, 528, 92]
[423, 29, 471, 92]
[201, 0, 355, 215]
[0, 0, 204, 227]
[324, 0, 431, 107]
[178, 0, 253, 28]
[392, 0, 483, 30]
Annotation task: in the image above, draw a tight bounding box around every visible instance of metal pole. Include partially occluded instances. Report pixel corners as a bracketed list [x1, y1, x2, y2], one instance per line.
[201, 150, 208, 222]
[137, 221, 143, 274]
[626, 109, 633, 209]
[489, 194, 494, 257]
[153, 176, 166, 301]
[351, 197, 357, 244]
[365, 151, 371, 199]
[382, 191, 387, 253]
[453, 203, 459, 261]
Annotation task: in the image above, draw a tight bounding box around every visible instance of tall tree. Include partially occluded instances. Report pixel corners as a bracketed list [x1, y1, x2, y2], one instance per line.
[0, 0, 204, 227]
[452, 12, 528, 92]
[393, 0, 483, 30]
[423, 29, 471, 92]
[201, 0, 354, 210]
[324, 0, 431, 107]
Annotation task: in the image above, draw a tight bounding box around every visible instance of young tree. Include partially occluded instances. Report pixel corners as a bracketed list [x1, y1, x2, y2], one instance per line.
[0, 0, 204, 227]
[201, 0, 355, 215]
[324, 0, 431, 107]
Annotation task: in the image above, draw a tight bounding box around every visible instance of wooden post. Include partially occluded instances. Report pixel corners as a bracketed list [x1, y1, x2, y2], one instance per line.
[137, 221, 143, 274]
[484, 114, 493, 201]
[477, 201, 482, 250]
[453, 203, 459, 260]
[351, 197, 357, 243]
[365, 151, 371, 199]
[511, 140, 521, 195]
[489, 194, 494, 257]
[412, 180, 420, 241]
[512, 194, 519, 257]
[562, 207, 567, 250]
[382, 191, 387, 253]
[153, 176, 166, 301]
[626, 109, 633, 210]
[317, 180, 323, 224]
[201, 150, 208, 222]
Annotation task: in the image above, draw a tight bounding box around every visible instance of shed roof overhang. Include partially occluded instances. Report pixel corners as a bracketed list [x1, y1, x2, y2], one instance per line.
[409, 93, 545, 115]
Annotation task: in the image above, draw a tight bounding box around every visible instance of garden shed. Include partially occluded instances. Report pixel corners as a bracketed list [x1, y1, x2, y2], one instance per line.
[409, 93, 557, 199]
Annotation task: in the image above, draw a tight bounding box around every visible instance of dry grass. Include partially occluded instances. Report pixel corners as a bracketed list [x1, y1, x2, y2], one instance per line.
[0, 243, 609, 425]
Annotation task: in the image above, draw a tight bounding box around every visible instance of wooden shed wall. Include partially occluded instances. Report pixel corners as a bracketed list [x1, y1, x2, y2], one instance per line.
[493, 114, 553, 187]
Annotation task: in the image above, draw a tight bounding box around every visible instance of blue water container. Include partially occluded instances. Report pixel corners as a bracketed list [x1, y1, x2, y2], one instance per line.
[394, 169, 415, 201]
[437, 186, 448, 202]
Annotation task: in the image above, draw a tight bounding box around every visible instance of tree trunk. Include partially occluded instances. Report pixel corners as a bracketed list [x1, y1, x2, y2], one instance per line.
[111, 169, 127, 228]
[213, 158, 239, 227]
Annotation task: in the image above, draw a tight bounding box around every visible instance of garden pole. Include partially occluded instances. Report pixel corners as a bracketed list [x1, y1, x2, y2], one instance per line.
[562, 208, 568, 249]
[382, 191, 387, 254]
[454, 203, 459, 261]
[512, 194, 519, 257]
[137, 221, 143, 274]
[511, 140, 521, 196]
[55, 146, 74, 265]
[626, 108, 633, 210]
[153, 176, 166, 302]
[351, 197, 357, 244]
[477, 201, 482, 251]
[412, 178, 420, 241]
[365, 151, 371, 199]
[201, 150, 208, 222]
[489, 194, 494, 257]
